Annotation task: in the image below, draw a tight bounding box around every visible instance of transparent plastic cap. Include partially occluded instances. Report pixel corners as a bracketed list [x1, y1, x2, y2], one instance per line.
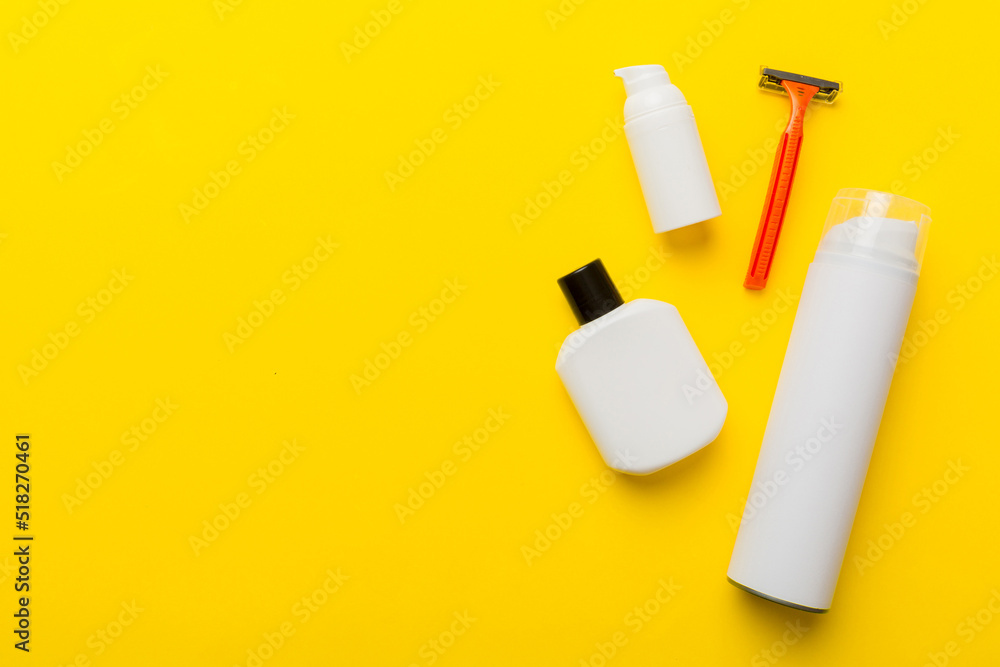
[818, 188, 932, 275]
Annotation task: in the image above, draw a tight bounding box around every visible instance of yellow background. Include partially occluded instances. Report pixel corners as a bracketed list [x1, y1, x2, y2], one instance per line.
[2, 0, 999, 664]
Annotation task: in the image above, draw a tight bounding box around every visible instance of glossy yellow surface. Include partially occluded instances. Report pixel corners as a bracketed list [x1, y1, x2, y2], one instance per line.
[2, 0, 998, 664]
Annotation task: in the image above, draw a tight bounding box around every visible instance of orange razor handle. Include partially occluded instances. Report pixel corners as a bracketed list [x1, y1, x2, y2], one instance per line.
[744, 81, 818, 290]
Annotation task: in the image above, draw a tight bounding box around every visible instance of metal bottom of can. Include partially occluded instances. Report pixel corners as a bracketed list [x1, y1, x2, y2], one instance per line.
[727, 577, 829, 614]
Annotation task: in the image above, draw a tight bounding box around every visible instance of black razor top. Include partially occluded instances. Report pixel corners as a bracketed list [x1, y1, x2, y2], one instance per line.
[759, 66, 842, 103]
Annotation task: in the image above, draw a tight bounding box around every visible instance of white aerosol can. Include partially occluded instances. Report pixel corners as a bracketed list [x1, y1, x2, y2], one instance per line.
[728, 189, 932, 612]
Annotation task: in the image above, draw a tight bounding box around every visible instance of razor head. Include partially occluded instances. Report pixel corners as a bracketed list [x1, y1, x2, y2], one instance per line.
[759, 66, 842, 103]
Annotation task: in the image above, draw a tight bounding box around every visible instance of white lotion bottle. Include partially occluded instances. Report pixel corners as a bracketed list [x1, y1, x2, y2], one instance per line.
[555, 259, 727, 474]
[615, 64, 721, 233]
[728, 189, 932, 612]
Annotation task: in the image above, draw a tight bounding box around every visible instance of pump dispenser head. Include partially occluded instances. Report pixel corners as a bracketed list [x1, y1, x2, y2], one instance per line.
[615, 64, 672, 96]
[558, 259, 624, 325]
[614, 64, 686, 123]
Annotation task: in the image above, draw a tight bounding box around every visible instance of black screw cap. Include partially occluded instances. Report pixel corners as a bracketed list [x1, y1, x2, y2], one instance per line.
[558, 259, 624, 326]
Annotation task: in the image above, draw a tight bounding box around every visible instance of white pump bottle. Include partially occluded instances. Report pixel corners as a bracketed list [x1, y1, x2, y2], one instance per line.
[615, 64, 721, 233]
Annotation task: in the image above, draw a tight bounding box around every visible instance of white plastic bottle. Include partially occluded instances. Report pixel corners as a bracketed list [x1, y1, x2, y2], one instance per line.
[615, 64, 721, 233]
[555, 259, 727, 474]
[728, 189, 932, 612]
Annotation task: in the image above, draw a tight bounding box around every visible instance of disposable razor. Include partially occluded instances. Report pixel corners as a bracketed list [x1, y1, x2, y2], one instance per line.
[744, 67, 842, 290]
